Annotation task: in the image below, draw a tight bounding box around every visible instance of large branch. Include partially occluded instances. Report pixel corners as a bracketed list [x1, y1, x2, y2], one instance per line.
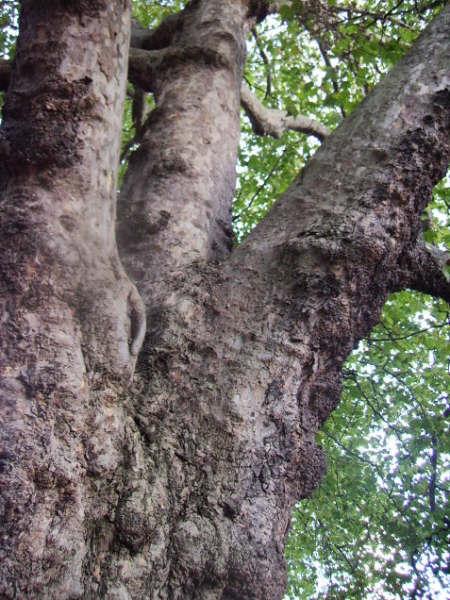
[241, 81, 330, 140]
[401, 242, 450, 302]
[130, 14, 183, 50]
[236, 5, 450, 294]
[216, 12, 449, 592]
[125, 54, 330, 140]
[117, 0, 249, 302]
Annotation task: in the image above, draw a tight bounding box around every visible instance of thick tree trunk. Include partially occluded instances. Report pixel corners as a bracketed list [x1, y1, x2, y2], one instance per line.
[118, 0, 248, 301]
[0, 1, 449, 599]
[0, 1, 142, 597]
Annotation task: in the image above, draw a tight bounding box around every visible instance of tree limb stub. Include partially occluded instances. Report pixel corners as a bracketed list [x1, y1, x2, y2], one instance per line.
[241, 81, 330, 140]
[131, 13, 183, 51]
[127, 47, 165, 92]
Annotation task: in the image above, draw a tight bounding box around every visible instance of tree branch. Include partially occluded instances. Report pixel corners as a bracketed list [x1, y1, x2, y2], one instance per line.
[130, 13, 183, 50]
[401, 242, 450, 303]
[251, 27, 272, 99]
[428, 433, 438, 513]
[0, 59, 11, 92]
[315, 38, 347, 119]
[128, 47, 166, 92]
[232, 5, 450, 354]
[241, 82, 330, 140]
[127, 51, 330, 141]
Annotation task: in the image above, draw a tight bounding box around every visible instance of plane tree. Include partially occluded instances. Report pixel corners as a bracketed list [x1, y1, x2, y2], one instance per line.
[0, 1, 449, 598]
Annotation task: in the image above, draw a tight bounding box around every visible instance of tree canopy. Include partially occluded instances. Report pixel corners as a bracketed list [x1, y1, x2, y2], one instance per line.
[1, 1, 448, 598]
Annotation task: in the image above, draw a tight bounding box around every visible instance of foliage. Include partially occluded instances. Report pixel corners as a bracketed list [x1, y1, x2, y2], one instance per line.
[1, 1, 449, 597]
[0, 0, 17, 113]
[236, 3, 449, 597]
[286, 292, 450, 598]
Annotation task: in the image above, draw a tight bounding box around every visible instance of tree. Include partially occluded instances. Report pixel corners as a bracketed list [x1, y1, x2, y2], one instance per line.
[286, 288, 450, 598]
[0, 1, 449, 598]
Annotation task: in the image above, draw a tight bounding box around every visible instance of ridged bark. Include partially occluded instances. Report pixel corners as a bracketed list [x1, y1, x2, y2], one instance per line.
[0, 1, 449, 599]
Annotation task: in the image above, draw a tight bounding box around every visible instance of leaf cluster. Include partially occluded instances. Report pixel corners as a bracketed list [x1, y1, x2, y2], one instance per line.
[286, 293, 449, 598]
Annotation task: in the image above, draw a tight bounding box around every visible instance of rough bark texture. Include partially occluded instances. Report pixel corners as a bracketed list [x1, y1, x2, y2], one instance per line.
[118, 0, 248, 302]
[0, 1, 449, 599]
[0, 1, 143, 597]
[0, 58, 10, 92]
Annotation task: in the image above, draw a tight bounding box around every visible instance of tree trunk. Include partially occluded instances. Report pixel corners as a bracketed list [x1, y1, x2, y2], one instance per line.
[0, 2, 449, 599]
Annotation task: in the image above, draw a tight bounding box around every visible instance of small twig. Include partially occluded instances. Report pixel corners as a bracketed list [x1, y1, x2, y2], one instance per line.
[370, 320, 449, 343]
[251, 27, 272, 99]
[428, 433, 438, 513]
[233, 146, 289, 223]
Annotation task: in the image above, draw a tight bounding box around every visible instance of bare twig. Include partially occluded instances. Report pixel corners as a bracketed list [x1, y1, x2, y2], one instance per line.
[428, 433, 438, 513]
[251, 27, 273, 99]
[241, 82, 330, 140]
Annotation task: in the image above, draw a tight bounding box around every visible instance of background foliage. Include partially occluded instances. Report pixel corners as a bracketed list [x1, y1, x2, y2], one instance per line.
[1, 1, 448, 598]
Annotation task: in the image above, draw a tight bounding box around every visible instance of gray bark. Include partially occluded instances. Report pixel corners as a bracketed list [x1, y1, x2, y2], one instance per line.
[0, 1, 142, 597]
[118, 0, 248, 302]
[0, 1, 449, 599]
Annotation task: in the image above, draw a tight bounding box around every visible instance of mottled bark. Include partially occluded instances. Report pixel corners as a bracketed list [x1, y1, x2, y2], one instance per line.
[118, 0, 248, 302]
[0, 1, 142, 597]
[0, 2, 449, 600]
